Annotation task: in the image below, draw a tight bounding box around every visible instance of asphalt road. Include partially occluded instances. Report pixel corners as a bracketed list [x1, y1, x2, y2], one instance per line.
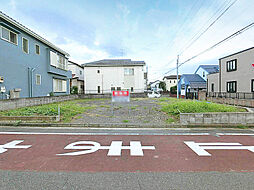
[0, 127, 253, 190]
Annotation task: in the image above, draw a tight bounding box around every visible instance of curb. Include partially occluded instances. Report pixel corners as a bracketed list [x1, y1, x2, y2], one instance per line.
[0, 122, 254, 128]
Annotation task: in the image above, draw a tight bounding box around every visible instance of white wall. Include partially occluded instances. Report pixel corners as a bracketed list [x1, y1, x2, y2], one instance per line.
[68, 63, 84, 81]
[195, 67, 208, 81]
[84, 66, 145, 94]
[163, 78, 178, 91]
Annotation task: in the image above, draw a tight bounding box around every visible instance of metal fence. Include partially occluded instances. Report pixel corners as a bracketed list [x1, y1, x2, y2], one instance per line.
[207, 92, 254, 99]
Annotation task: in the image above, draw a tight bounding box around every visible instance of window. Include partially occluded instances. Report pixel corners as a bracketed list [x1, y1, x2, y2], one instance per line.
[111, 87, 115, 91]
[226, 59, 237, 72]
[211, 83, 214, 92]
[97, 86, 100, 93]
[203, 71, 205, 78]
[80, 70, 82, 75]
[131, 87, 134, 92]
[53, 79, 67, 92]
[174, 80, 176, 83]
[36, 74, 41, 85]
[35, 44, 40, 55]
[124, 68, 134, 76]
[117, 87, 121, 90]
[50, 51, 68, 70]
[97, 70, 100, 73]
[252, 79, 254, 92]
[1, 26, 18, 45]
[22, 37, 29, 54]
[170, 81, 171, 83]
[227, 81, 237, 93]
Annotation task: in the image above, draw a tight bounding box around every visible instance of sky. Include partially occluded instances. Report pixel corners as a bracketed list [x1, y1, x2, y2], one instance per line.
[1, 0, 254, 81]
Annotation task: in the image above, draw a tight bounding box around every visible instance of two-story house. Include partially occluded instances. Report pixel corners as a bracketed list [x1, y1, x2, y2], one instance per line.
[0, 11, 71, 99]
[163, 75, 181, 92]
[194, 65, 219, 81]
[207, 47, 254, 95]
[82, 59, 146, 94]
[68, 61, 84, 94]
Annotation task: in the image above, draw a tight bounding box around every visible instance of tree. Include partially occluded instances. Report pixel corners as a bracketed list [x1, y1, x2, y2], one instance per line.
[159, 81, 166, 92]
[170, 85, 177, 94]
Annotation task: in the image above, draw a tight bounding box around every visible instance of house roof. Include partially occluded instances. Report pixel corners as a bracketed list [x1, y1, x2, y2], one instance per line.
[82, 59, 146, 67]
[163, 75, 181, 80]
[68, 61, 83, 69]
[0, 11, 69, 56]
[219, 46, 254, 60]
[181, 74, 206, 89]
[195, 65, 219, 74]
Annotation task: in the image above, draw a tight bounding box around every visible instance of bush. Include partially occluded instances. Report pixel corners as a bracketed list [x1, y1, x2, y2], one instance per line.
[71, 86, 78, 94]
[170, 85, 177, 94]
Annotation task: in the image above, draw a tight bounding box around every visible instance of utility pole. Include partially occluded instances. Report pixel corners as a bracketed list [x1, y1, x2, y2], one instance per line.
[176, 55, 179, 99]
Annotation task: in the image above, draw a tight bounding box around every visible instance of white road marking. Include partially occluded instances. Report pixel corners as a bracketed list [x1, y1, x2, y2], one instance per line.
[0, 140, 32, 154]
[57, 141, 155, 156]
[0, 132, 210, 136]
[217, 133, 254, 136]
[184, 141, 254, 156]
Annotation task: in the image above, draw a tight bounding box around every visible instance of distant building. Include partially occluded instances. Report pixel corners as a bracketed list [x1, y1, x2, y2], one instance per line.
[178, 74, 206, 99]
[207, 47, 254, 94]
[68, 61, 84, 94]
[0, 11, 71, 99]
[163, 75, 181, 92]
[82, 59, 146, 94]
[195, 65, 219, 81]
[148, 80, 162, 92]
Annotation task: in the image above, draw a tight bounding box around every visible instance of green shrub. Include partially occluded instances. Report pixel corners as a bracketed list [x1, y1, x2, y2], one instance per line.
[71, 86, 78, 94]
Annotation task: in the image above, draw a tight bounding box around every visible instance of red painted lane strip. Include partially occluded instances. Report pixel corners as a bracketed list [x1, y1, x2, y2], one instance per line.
[0, 135, 253, 172]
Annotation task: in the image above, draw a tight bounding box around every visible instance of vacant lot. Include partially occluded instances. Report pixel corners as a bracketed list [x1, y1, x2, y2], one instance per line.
[0, 97, 246, 125]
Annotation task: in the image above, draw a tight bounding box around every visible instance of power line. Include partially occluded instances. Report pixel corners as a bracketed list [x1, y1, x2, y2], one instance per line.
[178, 0, 239, 55]
[153, 22, 254, 80]
[179, 22, 254, 67]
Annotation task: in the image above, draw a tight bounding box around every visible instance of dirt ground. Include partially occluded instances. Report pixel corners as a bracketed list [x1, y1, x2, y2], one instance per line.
[72, 98, 171, 125]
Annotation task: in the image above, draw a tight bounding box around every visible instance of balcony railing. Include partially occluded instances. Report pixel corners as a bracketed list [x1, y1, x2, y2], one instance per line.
[207, 92, 254, 99]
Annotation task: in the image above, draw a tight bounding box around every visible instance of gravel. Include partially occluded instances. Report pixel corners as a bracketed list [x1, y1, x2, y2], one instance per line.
[71, 98, 171, 125]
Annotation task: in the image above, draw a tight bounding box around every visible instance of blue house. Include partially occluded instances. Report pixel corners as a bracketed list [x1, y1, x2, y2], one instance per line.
[194, 65, 219, 81]
[178, 74, 206, 99]
[0, 11, 71, 99]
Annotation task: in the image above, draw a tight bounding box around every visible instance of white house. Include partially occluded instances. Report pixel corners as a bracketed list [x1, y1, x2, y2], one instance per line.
[82, 59, 146, 94]
[68, 61, 84, 94]
[163, 75, 181, 92]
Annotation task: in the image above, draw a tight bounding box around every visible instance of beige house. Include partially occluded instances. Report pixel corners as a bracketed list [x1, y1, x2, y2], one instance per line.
[207, 47, 254, 95]
[163, 75, 181, 92]
[82, 59, 146, 94]
[68, 61, 84, 94]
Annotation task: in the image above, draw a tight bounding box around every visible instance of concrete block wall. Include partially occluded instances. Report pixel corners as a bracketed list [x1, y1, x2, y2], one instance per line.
[0, 93, 146, 111]
[206, 97, 254, 108]
[180, 112, 254, 125]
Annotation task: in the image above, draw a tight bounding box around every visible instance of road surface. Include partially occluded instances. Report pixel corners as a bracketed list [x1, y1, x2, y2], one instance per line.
[0, 127, 253, 189]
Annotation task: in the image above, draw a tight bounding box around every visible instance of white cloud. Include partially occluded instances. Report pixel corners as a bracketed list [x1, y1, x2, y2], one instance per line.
[58, 38, 109, 64]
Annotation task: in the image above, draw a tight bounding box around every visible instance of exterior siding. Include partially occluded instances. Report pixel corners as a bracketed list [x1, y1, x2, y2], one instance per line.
[0, 17, 71, 98]
[207, 73, 219, 92]
[84, 66, 145, 94]
[220, 48, 254, 93]
[195, 67, 208, 81]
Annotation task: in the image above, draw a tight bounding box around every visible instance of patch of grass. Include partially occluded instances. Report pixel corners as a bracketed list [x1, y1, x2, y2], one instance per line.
[0, 100, 95, 123]
[166, 118, 175, 124]
[143, 106, 147, 110]
[143, 120, 150, 123]
[100, 105, 110, 108]
[122, 120, 129, 123]
[160, 98, 246, 118]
